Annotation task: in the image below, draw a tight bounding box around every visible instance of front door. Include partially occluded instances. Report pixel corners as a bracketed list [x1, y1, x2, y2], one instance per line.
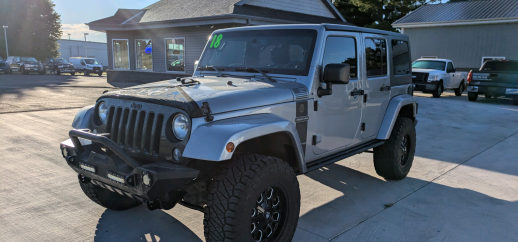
[312, 33, 363, 155]
[361, 34, 391, 139]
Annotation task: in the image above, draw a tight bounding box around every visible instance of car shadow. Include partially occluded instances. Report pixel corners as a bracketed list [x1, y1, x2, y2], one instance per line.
[294, 162, 518, 241]
[94, 205, 202, 242]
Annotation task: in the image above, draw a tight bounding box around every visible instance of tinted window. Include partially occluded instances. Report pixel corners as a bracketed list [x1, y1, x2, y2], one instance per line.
[199, 29, 318, 76]
[412, 61, 446, 71]
[322, 36, 357, 78]
[447, 62, 454, 72]
[481, 61, 518, 72]
[391, 40, 410, 75]
[54, 58, 68, 64]
[365, 38, 387, 77]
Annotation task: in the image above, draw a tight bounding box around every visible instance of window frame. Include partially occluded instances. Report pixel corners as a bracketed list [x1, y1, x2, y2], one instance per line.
[112, 39, 130, 70]
[164, 37, 186, 74]
[364, 37, 388, 78]
[321, 35, 359, 80]
[391, 39, 411, 77]
[135, 38, 154, 71]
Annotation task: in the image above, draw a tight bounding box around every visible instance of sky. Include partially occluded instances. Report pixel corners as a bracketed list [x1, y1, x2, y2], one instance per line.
[54, 0, 157, 43]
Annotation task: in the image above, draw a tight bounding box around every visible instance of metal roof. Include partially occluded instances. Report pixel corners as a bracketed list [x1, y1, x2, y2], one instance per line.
[88, 0, 345, 27]
[393, 0, 518, 27]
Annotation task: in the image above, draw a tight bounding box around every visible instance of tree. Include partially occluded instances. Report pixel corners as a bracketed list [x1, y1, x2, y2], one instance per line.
[0, 0, 62, 60]
[334, 0, 436, 32]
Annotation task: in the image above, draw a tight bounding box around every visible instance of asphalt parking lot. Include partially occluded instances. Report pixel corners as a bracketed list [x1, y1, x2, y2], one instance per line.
[1, 73, 517, 241]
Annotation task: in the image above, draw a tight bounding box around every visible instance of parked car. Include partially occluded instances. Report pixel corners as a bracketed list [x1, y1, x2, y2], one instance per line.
[44, 58, 76, 75]
[467, 60, 518, 105]
[6, 56, 45, 75]
[411, 58, 467, 98]
[59, 24, 418, 242]
[69, 57, 103, 76]
[0, 56, 11, 74]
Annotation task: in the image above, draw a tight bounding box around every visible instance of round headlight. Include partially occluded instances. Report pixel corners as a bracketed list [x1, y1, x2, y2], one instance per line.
[173, 114, 190, 140]
[98, 102, 109, 124]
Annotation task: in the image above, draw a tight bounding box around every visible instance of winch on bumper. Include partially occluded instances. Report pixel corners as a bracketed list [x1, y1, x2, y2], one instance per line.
[60, 129, 199, 204]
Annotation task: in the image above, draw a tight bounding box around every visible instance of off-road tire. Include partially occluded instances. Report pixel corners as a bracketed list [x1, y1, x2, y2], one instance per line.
[454, 82, 464, 96]
[432, 82, 443, 98]
[204, 154, 300, 242]
[468, 92, 478, 102]
[79, 180, 141, 210]
[374, 117, 416, 180]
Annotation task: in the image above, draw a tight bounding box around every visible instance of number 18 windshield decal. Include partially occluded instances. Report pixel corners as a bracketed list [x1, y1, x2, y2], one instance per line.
[210, 34, 223, 49]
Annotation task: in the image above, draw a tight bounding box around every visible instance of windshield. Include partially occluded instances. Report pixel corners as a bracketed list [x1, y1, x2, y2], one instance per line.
[198, 29, 318, 76]
[412, 61, 446, 71]
[21, 57, 38, 62]
[54, 59, 68, 64]
[481, 61, 518, 72]
[84, 59, 99, 65]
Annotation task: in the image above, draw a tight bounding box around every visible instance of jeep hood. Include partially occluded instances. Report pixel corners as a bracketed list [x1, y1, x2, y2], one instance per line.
[100, 76, 308, 117]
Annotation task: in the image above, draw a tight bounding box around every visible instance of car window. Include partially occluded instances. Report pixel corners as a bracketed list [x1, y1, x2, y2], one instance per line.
[391, 40, 410, 75]
[412, 61, 446, 71]
[365, 38, 387, 77]
[322, 36, 357, 78]
[15, 57, 20, 62]
[481, 61, 518, 72]
[447, 62, 454, 72]
[21, 57, 38, 62]
[54, 59, 68, 64]
[84, 59, 99, 65]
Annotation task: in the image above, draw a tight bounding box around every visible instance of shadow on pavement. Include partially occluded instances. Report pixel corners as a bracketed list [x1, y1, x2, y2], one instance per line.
[94, 205, 202, 242]
[295, 162, 518, 241]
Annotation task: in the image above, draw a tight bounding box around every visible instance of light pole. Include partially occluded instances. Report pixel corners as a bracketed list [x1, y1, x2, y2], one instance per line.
[84, 33, 89, 57]
[68, 33, 71, 40]
[2, 26, 8, 57]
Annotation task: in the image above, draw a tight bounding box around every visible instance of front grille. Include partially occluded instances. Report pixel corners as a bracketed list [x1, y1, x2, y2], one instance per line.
[412, 72, 429, 83]
[106, 106, 164, 156]
[93, 67, 101, 71]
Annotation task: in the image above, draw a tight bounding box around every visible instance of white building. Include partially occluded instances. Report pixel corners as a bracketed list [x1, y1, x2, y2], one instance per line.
[58, 39, 108, 68]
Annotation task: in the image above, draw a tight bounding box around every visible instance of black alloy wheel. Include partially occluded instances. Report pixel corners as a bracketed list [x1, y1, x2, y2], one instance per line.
[250, 187, 287, 242]
[400, 134, 411, 166]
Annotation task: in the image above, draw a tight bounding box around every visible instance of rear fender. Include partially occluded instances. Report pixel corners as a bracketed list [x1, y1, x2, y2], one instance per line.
[377, 95, 417, 140]
[183, 113, 306, 173]
[72, 105, 94, 129]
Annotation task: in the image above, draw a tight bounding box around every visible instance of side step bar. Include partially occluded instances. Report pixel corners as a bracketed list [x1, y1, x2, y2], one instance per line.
[306, 140, 385, 172]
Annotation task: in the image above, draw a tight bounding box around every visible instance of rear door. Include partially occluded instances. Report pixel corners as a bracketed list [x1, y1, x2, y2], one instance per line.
[445, 62, 456, 88]
[361, 34, 391, 139]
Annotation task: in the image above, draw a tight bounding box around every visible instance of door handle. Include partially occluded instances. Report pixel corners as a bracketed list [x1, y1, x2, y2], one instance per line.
[380, 86, 391, 91]
[351, 89, 364, 96]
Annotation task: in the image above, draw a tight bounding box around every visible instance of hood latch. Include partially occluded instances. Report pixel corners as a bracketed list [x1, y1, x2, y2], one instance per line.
[201, 102, 214, 122]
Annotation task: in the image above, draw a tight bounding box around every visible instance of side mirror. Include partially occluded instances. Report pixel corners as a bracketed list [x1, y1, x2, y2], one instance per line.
[323, 64, 350, 84]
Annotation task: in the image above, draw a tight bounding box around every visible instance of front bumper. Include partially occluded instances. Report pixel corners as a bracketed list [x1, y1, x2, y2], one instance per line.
[414, 81, 439, 91]
[60, 129, 199, 202]
[24, 67, 43, 72]
[467, 85, 518, 96]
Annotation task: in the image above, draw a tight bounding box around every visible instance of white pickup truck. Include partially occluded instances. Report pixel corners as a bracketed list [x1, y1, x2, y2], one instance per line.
[411, 58, 468, 98]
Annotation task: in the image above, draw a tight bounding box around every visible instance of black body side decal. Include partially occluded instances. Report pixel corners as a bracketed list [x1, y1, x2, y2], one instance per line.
[295, 100, 308, 155]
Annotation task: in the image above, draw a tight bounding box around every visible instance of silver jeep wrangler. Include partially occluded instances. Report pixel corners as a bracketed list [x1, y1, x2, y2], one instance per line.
[60, 24, 417, 242]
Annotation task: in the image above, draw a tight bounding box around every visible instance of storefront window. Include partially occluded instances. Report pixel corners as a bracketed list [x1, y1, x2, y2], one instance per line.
[166, 38, 185, 72]
[136, 39, 153, 70]
[113, 39, 129, 69]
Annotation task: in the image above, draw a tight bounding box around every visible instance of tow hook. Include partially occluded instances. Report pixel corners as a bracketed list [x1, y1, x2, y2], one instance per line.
[78, 174, 91, 183]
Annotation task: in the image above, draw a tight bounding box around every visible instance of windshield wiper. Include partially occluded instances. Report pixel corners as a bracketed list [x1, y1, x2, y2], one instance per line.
[234, 67, 276, 82]
[198, 66, 225, 76]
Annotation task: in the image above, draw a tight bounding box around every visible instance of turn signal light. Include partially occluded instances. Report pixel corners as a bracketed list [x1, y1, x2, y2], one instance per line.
[467, 70, 473, 83]
[226, 142, 235, 153]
